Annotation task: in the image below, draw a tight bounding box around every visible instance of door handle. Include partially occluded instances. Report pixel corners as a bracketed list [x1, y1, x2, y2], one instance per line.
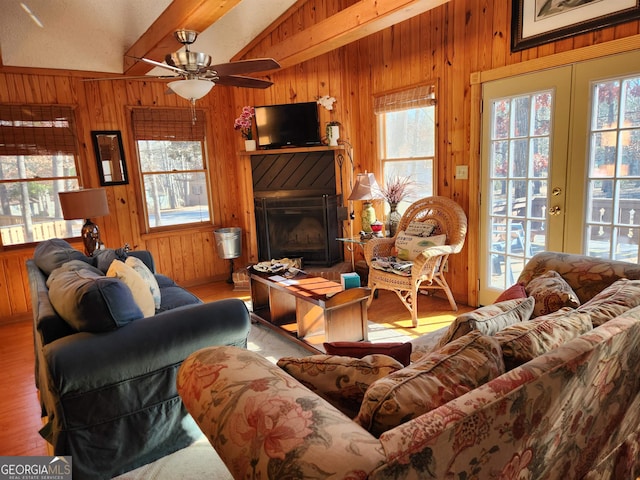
[548, 205, 561, 215]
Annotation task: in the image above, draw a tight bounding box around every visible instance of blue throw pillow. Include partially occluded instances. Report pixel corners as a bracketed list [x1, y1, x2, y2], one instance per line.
[33, 238, 92, 276]
[47, 265, 143, 332]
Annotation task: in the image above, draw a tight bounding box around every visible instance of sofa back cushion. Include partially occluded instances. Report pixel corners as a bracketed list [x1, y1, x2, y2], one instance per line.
[576, 278, 640, 327]
[435, 297, 534, 349]
[277, 354, 404, 418]
[355, 331, 504, 437]
[495, 309, 592, 370]
[33, 238, 92, 276]
[47, 264, 143, 332]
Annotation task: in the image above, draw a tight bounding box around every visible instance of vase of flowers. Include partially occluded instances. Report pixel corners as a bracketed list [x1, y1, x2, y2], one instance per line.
[377, 175, 415, 236]
[234, 106, 256, 151]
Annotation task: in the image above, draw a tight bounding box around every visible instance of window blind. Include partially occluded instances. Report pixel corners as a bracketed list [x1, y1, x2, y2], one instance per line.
[0, 105, 78, 156]
[132, 108, 206, 141]
[374, 85, 436, 114]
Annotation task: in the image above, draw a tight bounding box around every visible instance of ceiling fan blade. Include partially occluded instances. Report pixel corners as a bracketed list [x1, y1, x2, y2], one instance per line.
[83, 74, 179, 82]
[206, 58, 280, 76]
[215, 75, 274, 89]
[128, 56, 189, 76]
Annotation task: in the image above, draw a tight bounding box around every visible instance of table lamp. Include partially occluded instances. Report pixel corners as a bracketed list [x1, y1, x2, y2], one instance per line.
[59, 188, 110, 256]
[348, 172, 382, 232]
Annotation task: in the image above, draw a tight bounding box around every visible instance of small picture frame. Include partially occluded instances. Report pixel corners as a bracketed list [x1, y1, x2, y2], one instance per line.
[511, 0, 640, 52]
[92, 130, 129, 186]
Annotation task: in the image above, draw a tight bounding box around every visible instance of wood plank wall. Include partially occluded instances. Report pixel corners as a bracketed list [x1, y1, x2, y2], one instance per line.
[1, 0, 639, 321]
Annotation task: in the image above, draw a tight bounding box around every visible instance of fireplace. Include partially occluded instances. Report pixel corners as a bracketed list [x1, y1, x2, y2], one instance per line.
[255, 195, 342, 265]
[251, 150, 344, 266]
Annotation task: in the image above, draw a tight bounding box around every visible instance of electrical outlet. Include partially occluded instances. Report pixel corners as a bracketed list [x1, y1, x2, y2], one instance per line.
[443, 260, 449, 272]
[456, 165, 468, 180]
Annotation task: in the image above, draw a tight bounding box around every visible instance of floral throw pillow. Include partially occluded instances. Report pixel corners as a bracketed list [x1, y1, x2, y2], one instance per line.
[525, 270, 580, 317]
[277, 354, 404, 418]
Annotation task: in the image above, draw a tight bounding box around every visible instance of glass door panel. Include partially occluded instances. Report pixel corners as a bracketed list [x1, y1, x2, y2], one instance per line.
[480, 67, 571, 305]
[568, 50, 640, 264]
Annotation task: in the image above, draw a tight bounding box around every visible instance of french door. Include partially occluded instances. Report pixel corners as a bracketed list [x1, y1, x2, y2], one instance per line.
[479, 50, 640, 305]
[479, 67, 571, 305]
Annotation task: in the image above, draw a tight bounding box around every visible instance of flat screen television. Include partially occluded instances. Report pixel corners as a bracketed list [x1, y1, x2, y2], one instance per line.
[254, 102, 321, 149]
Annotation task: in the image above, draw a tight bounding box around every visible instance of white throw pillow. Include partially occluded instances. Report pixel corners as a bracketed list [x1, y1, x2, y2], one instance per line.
[125, 256, 161, 310]
[107, 260, 156, 317]
[395, 232, 446, 261]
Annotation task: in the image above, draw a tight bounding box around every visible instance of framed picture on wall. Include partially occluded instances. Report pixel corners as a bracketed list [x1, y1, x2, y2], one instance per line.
[511, 0, 640, 52]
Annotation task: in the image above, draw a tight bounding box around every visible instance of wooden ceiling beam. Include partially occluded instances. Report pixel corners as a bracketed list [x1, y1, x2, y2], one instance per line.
[258, 0, 451, 69]
[123, 0, 241, 75]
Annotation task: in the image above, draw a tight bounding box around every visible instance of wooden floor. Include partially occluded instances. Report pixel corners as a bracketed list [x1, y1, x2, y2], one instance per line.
[0, 280, 471, 457]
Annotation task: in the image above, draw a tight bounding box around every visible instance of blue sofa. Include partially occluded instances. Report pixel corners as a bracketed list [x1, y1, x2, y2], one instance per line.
[27, 239, 251, 479]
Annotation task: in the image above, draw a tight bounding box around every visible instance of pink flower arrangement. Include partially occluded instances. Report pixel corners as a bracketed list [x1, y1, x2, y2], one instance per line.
[234, 106, 255, 140]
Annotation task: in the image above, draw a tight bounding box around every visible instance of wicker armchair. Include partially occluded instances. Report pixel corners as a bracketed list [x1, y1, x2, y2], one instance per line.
[364, 196, 467, 327]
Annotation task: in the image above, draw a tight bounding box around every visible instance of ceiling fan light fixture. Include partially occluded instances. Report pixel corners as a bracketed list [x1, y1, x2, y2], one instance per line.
[168, 79, 214, 101]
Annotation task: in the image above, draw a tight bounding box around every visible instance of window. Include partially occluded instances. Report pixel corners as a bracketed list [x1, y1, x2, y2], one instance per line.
[132, 108, 211, 229]
[375, 84, 436, 211]
[0, 105, 81, 247]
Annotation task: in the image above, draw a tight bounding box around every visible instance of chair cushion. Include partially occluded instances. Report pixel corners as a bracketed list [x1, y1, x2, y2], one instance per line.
[355, 331, 504, 437]
[47, 263, 143, 332]
[435, 297, 534, 349]
[277, 354, 404, 418]
[370, 257, 414, 276]
[395, 231, 447, 261]
[125, 256, 161, 310]
[107, 260, 156, 317]
[323, 341, 412, 366]
[526, 270, 580, 317]
[495, 309, 593, 370]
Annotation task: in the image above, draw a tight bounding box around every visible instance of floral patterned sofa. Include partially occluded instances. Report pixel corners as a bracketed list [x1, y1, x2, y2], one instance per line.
[177, 252, 640, 479]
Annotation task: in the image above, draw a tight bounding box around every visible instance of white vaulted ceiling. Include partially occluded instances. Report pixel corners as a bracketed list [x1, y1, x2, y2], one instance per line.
[0, 0, 298, 74]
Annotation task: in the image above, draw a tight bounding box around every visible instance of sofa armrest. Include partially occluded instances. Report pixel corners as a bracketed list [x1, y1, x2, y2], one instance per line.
[177, 346, 386, 479]
[43, 298, 251, 396]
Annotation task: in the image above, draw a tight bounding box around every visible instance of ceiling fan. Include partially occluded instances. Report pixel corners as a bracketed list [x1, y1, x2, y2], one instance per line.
[87, 29, 280, 101]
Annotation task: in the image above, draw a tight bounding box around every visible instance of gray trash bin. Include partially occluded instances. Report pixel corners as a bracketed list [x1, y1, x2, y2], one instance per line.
[214, 227, 242, 259]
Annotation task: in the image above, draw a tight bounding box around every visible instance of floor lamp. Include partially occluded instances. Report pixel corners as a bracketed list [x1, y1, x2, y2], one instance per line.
[59, 188, 110, 256]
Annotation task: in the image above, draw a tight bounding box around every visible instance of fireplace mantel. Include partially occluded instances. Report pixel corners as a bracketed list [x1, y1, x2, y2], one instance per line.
[239, 145, 344, 156]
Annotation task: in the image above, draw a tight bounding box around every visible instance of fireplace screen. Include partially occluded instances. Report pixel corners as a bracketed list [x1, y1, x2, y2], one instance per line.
[255, 195, 342, 266]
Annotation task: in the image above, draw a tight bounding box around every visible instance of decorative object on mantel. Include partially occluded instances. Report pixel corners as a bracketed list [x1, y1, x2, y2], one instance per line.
[349, 172, 382, 233]
[234, 106, 256, 151]
[377, 175, 416, 237]
[317, 95, 341, 146]
[326, 121, 341, 146]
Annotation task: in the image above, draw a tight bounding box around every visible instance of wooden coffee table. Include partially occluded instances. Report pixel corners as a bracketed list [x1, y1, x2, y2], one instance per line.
[249, 269, 370, 352]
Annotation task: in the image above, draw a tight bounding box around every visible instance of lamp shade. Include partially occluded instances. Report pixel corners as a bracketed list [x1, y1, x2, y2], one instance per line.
[168, 79, 214, 101]
[59, 188, 109, 220]
[348, 172, 382, 201]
